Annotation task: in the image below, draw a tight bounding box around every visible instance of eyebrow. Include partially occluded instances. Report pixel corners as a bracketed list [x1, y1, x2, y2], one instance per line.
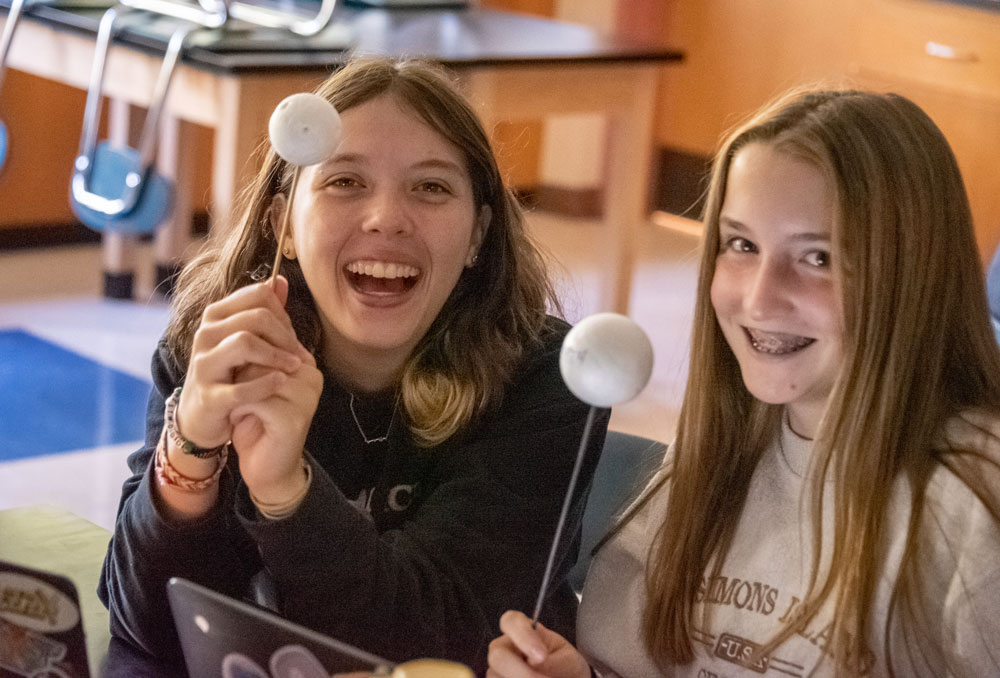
[320, 153, 465, 176]
[411, 158, 466, 175]
[719, 216, 831, 242]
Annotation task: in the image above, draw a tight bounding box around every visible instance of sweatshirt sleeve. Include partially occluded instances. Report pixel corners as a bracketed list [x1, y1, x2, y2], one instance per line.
[939, 504, 1000, 677]
[937, 413, 1000, 677]
[234, 331, 610, 672]
[909, 410, 1000, 677]
[97, 340, 260, 663]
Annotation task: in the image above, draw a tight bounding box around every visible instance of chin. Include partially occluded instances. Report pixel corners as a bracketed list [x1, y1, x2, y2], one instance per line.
[349, 329, 416, 352]
[746, 391, 788, 407]
[739, 376, 794, 407]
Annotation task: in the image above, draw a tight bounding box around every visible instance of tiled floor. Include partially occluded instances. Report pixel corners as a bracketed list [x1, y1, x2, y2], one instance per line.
[0, 211, 701, 530]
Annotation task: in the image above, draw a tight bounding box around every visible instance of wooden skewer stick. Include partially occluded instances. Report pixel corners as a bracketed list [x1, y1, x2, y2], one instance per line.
[268, 167, 301, 287]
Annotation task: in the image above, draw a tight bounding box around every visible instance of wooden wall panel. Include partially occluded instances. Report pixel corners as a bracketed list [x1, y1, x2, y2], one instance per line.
[0, 72, 84, 228]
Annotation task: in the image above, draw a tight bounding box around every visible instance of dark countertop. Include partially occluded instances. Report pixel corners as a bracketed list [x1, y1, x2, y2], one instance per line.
[0, 0, 684, 73]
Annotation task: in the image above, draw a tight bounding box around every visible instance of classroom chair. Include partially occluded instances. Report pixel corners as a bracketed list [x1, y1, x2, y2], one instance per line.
[988, 244, 1000, 344]
[568, 431, 667, 595]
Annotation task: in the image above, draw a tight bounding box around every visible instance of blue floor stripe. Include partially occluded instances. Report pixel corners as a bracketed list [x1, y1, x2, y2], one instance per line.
[0, 329, 151, 461]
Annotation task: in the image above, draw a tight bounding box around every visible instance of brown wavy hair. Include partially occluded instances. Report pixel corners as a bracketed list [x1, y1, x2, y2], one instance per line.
[166, 57, 559, 446]
[643, 88, 1000, 674]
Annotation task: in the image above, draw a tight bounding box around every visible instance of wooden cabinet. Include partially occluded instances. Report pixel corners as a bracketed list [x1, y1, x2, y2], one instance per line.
[653, 0, 1000, 262]
[848, 0, 1000, 262]
[851, 0, 1000, 103]
[654, 0, 859, 155]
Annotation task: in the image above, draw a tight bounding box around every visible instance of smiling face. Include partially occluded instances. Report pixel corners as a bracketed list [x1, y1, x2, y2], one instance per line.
[710, 142, 843, 438]
[281, 93, 486, 391]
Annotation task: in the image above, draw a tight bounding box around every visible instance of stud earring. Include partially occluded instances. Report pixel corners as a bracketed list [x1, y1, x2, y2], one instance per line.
[282, 246, 291, 257]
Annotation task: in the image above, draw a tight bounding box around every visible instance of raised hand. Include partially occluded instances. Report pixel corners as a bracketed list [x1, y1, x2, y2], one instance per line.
[170, 276, 322, 509]
[227, 338, 321, 507]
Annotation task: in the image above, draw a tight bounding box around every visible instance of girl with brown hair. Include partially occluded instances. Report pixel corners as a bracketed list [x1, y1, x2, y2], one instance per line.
[98, 57, 609, 677]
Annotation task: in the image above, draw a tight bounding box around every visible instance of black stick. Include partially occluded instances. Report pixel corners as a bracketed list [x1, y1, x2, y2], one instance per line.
[531, 404, 597, 627]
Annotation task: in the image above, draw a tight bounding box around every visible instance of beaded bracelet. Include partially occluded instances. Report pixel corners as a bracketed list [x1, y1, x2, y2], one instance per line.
[154, 429, 229, 493]
[165, 387, 227, 459]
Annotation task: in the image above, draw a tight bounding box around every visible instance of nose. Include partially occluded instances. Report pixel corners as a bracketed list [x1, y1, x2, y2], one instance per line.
[361, 189, 413, 236]
[744, 256, 794, 320]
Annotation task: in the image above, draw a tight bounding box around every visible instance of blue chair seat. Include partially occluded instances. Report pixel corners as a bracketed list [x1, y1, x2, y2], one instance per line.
[988, 245, 1000, 344]
[569, 431, 666, 595]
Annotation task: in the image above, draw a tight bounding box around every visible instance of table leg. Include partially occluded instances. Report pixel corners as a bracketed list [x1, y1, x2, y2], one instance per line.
[153, 113, 192, 298]
[462, 65, 660, 315]
[210, 74, 321, 234]
[101, 98, 137, 300]
[600, 67, 659, 315]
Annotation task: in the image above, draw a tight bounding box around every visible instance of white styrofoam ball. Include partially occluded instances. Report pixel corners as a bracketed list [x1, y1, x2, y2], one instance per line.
[560, 313, 654, 408]
[268, 93, 342, 167]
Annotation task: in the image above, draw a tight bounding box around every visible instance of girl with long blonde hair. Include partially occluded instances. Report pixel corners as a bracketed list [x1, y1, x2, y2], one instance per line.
[488, 89, 1000, 677]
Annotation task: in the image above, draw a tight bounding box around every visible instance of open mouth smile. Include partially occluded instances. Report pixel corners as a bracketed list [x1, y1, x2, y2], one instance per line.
[345, 260, 421, 296]
[744, 328, 815, 355]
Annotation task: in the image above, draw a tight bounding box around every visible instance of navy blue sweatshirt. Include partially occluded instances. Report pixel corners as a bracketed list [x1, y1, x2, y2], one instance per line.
[98, 317, 609, 676]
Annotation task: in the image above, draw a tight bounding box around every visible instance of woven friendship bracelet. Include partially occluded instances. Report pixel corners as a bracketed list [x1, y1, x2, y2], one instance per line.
[154, 429, 229, 493]
[165, 387, 227, 459]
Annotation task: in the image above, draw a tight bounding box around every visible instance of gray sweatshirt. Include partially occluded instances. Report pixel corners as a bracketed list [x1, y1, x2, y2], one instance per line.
[578, 411, 1000, 677]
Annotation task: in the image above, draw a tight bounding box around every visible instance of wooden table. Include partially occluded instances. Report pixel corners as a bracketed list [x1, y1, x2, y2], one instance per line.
[0, 4, 682, 312]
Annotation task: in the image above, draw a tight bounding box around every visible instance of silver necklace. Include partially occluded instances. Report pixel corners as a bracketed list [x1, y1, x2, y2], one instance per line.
[348, 393, 396, 444]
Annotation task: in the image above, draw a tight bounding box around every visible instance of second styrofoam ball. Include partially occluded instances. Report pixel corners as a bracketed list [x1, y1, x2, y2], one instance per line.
[559, 313, 654, 408]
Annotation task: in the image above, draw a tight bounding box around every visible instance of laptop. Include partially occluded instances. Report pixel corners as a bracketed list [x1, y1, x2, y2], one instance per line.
[0, 560, 92, 678]
[168, 577, 397, 678]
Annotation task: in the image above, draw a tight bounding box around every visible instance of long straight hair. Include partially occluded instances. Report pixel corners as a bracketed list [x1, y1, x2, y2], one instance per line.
[643, 89, 1000, 673]
[166, 58, 559, 446]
